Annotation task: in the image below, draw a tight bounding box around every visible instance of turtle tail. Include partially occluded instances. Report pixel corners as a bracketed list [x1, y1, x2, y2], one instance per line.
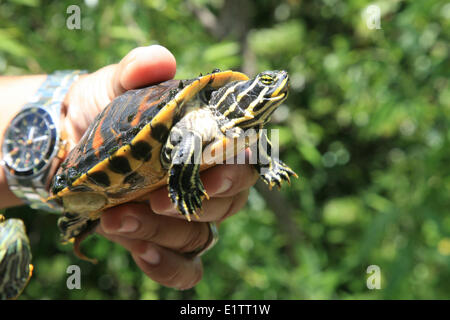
[73, 221, 99, 264]
[58, 215, 99, 264]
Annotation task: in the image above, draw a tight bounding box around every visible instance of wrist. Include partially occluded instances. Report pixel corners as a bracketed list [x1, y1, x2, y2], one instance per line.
[0, 72, 85, 210]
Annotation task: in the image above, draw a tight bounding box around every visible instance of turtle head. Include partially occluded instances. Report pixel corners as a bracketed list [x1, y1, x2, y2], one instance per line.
[212, 70, 289, 130]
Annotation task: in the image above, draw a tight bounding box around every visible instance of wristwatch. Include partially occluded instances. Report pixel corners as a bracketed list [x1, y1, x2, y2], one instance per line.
[1, 70, 85, 212]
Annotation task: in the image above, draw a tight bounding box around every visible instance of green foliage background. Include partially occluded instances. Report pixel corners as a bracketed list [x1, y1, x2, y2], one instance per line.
[1, 0, 449, 299]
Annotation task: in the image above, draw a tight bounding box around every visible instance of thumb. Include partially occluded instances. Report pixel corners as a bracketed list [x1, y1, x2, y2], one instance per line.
[111, 45, 177, 95]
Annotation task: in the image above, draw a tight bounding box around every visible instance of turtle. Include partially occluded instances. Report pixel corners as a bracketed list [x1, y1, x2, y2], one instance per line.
[0, 69, 297, 298]
[49, 69, 297, 259]
[0, 214, 33, 300]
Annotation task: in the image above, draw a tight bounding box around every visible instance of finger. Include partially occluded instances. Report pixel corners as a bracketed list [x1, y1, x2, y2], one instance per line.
[132, 244, 203, 290]
[197, 189, 250, 222]
[95, 232, 203, 290]
[111, 45, 177, 96]
[218, 189, 249, 222]
[98, 203, 212, 253]
[149, 164, 258, 215]
[202, 163, 259, 198]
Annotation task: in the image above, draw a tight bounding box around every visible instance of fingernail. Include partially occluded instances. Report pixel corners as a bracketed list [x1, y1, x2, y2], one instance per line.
[140, 246, 160, 265]
[117, 216, 140, 233]
[214, 178, 232, 195]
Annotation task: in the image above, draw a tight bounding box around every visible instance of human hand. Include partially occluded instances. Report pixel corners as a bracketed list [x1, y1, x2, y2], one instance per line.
[63, 45, 258, 290]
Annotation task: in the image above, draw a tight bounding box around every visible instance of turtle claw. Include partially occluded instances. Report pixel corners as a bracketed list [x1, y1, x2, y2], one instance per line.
[201, 187, 210, 200]
[170, 190, 207, 221]
[168, 180, 208, 221]
[259, 159, 297, 190]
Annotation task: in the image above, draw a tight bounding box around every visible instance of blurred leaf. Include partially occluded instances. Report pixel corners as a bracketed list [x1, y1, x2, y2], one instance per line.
[323, 197, 362, 226]
[0, 29, 29, 57]
[249, 21, 304, 57]
[298, 143, 322, 167]
[9, 0, 39, 7]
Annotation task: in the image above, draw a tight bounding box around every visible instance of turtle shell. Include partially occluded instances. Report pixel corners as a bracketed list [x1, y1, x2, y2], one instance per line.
[51, 70, 249, 220]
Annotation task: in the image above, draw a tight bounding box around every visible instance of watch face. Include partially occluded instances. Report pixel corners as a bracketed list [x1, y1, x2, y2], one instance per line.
[2, 107, 57, 177]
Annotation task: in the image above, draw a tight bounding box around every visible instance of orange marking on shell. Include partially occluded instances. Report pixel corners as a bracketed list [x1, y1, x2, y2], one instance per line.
[91, 116, 105, 152]
[110, 126, 118, 138]
[131, 94, 164, 127]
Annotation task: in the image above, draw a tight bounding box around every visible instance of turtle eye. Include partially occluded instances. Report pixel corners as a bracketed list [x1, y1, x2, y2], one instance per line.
[259, 74, 274, 85]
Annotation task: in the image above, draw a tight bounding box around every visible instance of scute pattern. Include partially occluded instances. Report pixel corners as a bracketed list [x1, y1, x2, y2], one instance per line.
[61, 81, 178, 176]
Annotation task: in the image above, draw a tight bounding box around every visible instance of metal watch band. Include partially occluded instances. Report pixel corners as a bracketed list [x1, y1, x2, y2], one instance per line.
[3, 70, 86, 212]
[27, 70, 84, 116]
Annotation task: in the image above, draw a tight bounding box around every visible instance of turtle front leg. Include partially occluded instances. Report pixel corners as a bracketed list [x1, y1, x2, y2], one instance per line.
[254, 130, 298, 189]
[162, 128, 208, 220]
